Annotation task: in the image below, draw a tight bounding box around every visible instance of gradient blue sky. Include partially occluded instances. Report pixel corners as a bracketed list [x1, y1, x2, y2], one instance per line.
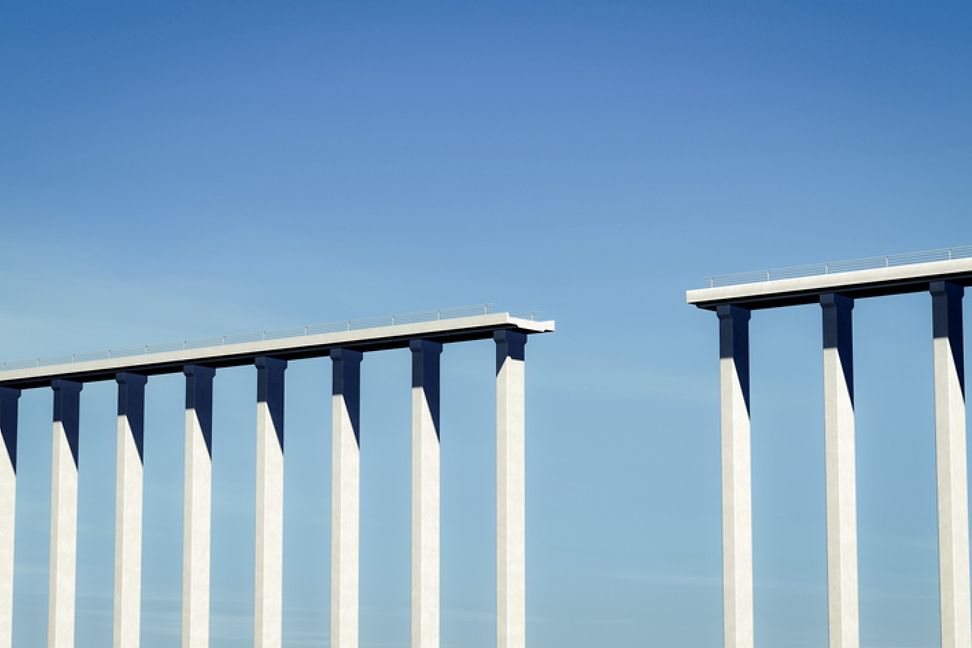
[1, 1, 971, 646]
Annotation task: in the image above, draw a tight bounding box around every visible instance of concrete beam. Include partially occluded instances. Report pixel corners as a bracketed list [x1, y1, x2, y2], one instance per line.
[931, 282, 971, 648]
[255, 357, 287, 648]
[331, 349, 362, 648]
[48, 379, 82, 648]
[182, 365, 214, 648]
[113, 373, 147, 648]
[0, 388, 19, 648]
[718, 305, 753, 648]
[410, 340, 442, 648]
[821, 294, 859, 648]
[495, 331, 526, 648]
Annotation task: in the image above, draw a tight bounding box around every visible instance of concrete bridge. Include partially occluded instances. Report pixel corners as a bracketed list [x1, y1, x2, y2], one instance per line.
[688, 248, 972, 648]
[0, 306, 554, 648]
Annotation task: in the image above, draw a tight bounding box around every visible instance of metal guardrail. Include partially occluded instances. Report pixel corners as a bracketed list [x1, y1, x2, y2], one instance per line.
[704, 245, 972, 289]
[0, 304, 541, 372]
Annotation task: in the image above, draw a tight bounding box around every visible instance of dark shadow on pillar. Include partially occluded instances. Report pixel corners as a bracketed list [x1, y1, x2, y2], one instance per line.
[52, 379, 83, 467]
[184, 365, 216, 458]
[116, 373, 148, 463]
[0, 388, 21, 475]
[717, 304, 751, 414]
[331, 349, 363, 447]
[931, 281, 965, 398]
[410, 340, 443, 438]
[256, 357, 287, 451]
[821, 293, 855, 407]
[494, 330, 527, 376]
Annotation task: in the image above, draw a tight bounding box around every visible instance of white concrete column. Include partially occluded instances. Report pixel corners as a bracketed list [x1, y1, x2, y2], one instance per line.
[821, 294, 859, 648]
[113, 373, 147, 648]
[717, 305, 753, 648]
[331, 349, 362, 648]
[0, 388, 20, 648]
[410, 341, 441, 648]
[495, 331, 526, 648]
[48, 379, 82, 648]
[182, 365, 214, 648]
[254, 357, 287, 648]
[931, 281, 971, 648]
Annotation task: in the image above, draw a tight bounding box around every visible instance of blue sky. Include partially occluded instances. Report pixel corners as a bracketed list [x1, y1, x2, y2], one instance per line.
[1, 1, 971, 646]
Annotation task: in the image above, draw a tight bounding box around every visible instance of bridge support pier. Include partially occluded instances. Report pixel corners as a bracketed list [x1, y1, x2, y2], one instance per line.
[931, 282, 971, 648]
[48, 379, 82, 648]
[182, 365, 215, 648]
[717, 305, 753, 648]
[0, 388, 19, 648]
[821, 294, 859, 648]
[113, 373, 147, 648]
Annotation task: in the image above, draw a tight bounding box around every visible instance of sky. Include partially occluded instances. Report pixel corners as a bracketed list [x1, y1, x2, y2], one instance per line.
[0, 1, 971, 646]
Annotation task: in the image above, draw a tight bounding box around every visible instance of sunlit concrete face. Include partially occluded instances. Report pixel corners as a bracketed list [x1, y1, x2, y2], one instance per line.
[690, 258, 972, 648]
[821, 294, 859, 648]
[717, 305, 752, 648]
[0, 312, 553, 647]
[931, 282, 970, 648]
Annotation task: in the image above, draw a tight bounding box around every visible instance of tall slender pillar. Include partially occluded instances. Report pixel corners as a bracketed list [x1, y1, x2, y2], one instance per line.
[331, 349, 362, 648]
[717, 305, 752, 648]
[182, 365, 214, 648]
[0, 388, 20, 648]
[113, 373, 147, 648]
[821, 294, 859, 648]
[255, 357, 287, 648]
[931, 281, 971, 648]
[410, 341, 442, 648]
[48, 379, 82, 648]
[495, 331, 526, 648]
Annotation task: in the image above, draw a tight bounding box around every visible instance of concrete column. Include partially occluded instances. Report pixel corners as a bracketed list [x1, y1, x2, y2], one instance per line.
[717, 305, 752, 648]
[931, 281, 971, 648]
[331, 349, 362, 648]
[254, 357, 287, 648]
[113, 373, 147, 648]
[410, 341, 442, 648]
[0, 388, 20, 648]
[182, 365, 214, 648]
[495, 331, 526, 648]
[821, 294, 859, 648]
[48, 379, 82, 648]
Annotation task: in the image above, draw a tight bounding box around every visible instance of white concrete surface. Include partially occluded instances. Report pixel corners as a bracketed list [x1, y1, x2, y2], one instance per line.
[331, 349, 362, 648]
[821, 295, 859, 648]
[687, 257, 972, 307]
[717, 306, 753, 648]
[48, 379, 82, 648]
[931, 282, 971, 648]
[113, 373, 147, 648]
[0, 388, 19, 648]
[254, 357, 286, 648]
[0, 314, 553, 387]
[182, 365, 214, 648]
[410, 341, 442, 648]
[495, 331, 526, 648]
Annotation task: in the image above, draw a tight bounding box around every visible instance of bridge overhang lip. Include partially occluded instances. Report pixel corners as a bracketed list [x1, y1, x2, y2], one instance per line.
[0, 313, 555, 389]
[686, 257, 972, 311]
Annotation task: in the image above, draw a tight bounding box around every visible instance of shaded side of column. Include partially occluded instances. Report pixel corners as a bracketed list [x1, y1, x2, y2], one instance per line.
[0, 388, 20, 648]
[495, 331, 526, 648]
[113, 372, 147, 648]
[182, 365, 214, 648]
[410, 340, 441, 648]
[718, 305, 752, 648]
[931, 281, 971, 648]
[255, 357, 287, 648]
[821, 294, 859, 648]
[331, 349, 362, 648]
[48, 379, 82, 648]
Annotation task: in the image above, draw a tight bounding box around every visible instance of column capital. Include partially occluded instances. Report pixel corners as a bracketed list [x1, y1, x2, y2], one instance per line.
[716, 303, 751, 322]
[409, 339, 443, 356]
[931, 281, 964, 299]
[183, 364, 216, 381]
[821, 293, 854, 311]
[330, 348, 363, 364]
